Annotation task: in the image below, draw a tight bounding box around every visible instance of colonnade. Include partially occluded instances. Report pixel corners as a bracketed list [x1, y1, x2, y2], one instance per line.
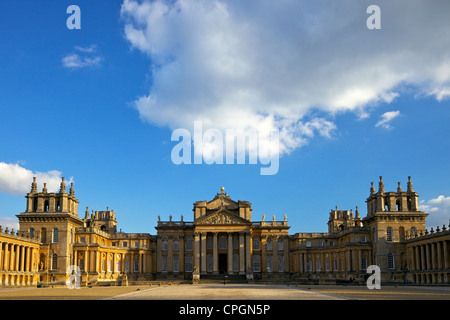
[0, 240, 39, 286]
[193, 231, 252, 275]
[408, 239, 449, 284]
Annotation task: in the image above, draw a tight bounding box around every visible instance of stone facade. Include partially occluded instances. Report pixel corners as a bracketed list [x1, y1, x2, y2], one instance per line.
[0, 176, 448, 287]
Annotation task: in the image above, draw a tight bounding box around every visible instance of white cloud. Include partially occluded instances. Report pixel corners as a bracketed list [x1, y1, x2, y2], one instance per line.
[0, 217, 19, 232]
[375, 110, 400, 130]
[419, 195, 450, 229]
[120, 0, 450, 156]
[0, 162, 72, 195]
[62, 45, 103, 69]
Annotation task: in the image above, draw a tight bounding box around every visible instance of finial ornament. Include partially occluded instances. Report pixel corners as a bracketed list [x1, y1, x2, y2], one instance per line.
[59, 177, 67, 194]
[31, 177, 37, 193]
[42, 183, 48, 193]
[220, 186, 225, 195]
[397, 182, 402, 192]
[370, 182, 375, 195]
[407, 176, 414, 192]
[378, 176, 385, 193]
[69, 182, 75, 196]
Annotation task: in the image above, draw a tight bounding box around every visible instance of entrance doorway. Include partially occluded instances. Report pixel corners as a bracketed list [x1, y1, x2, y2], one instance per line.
[218, 254, 227, 274]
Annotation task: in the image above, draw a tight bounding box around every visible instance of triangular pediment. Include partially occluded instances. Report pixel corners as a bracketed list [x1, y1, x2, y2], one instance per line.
[195, 208, 251, 225]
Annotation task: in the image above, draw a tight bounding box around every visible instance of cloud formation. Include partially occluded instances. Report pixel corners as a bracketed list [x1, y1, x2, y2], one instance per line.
[0, 162, 71, 195]
[62, 45, 103, 69]
[419, 195, 450, 228]
[375, 110, 400, 130]
[120, 0, 450, 156]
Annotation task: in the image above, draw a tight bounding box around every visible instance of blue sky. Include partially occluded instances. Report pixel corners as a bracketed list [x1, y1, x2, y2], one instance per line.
[1, 0, 450, 234]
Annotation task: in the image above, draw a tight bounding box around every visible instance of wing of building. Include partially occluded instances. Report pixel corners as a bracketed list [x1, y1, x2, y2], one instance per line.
[0, 176, 448, 287]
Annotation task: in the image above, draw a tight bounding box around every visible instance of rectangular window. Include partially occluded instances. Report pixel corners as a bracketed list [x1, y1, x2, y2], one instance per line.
[333, 260, 338, 271]
[253, 238, 260, 251]
[306, 260, 312, 272]
[173, 255, 179, 273]
[218, 236, 227, 249]
[267, 255, 272, 272]
[135, 241, 140, 248]
[233, 253, 239, 272]
[253, 255, 261, 272]
[362, 258, 367, 271]
[162, 255, 167, 272]
[388, 253, 395, 269]
[207, 254, 213, 273]
[122, 241, 128, 247]
[79, 259, 85, 272]
[278, 255, 284, 272]
[185, 238, 193, 251]
[134, 261, 139, 273]
[306, 241, 311, 248]
[185, 255, 193, 272]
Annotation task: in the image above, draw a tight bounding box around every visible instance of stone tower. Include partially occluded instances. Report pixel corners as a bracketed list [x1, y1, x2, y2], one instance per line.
[363, 176, 428, 280]
[17, 177, 84, 284]
[327, 206, 363, 234]
[83, 206, 118, 234]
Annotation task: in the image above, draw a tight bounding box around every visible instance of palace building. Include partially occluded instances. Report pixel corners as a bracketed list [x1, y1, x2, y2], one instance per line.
[0, 176, 448, 287]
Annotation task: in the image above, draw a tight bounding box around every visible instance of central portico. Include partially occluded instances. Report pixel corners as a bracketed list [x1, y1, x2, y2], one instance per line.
[155, 187, 290, 280]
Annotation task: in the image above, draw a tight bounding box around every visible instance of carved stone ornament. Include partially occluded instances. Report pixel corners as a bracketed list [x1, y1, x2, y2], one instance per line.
[197, 211, 246, 225]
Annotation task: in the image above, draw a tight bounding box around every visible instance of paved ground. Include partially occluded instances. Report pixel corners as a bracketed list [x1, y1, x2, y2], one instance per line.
[0, 283, 448, 300]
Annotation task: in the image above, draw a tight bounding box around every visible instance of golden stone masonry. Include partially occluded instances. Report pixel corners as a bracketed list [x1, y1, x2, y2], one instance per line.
[0, 176, 448, 287]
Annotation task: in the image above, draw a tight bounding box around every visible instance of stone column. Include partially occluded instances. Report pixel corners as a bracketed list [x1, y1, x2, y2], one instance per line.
[239, 232, 245, 275]
[272, 236, 278, 272]
[300, 253, 304, 273]
[425, 243, 431, 270]
[193, 232, 200, 274]
[245, 232, 252, 273]
[414, 246, 419, 271]
[179, 236, 184, 274]
[443, 240, 448, 269]
[0, 241, 3, 271]
[213, 232, 218, 274]
[20, 246, 25, 272]
[431, 242, 436, 270]
[227, 232, 233, 274]
[420, 245, 425, 270]
[437, 241, 442, 269]
[201, 232, 207, 274]
[168, 236, 173, 273]
[261, 235, 267, 274]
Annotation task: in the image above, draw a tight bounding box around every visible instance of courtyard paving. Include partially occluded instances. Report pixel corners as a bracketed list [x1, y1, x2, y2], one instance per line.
[0, 283, 448, 300]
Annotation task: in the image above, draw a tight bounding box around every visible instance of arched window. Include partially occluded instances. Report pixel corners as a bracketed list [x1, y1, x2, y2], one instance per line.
[173, 237, 179, 251]
[53, 228, 59, 243]
[253, 237, 260, 251]
[411, 227, 417, 237]
[29, 228, 34, 238]
[162, 237, 168, 251]
[52, 254, 58, 270]
[266, 237, 272, 251]
[388, 253, 395, 269]
[278, 237, 283, 250]
[386, 227, 393, 242]
[44, 200, 49, 212]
